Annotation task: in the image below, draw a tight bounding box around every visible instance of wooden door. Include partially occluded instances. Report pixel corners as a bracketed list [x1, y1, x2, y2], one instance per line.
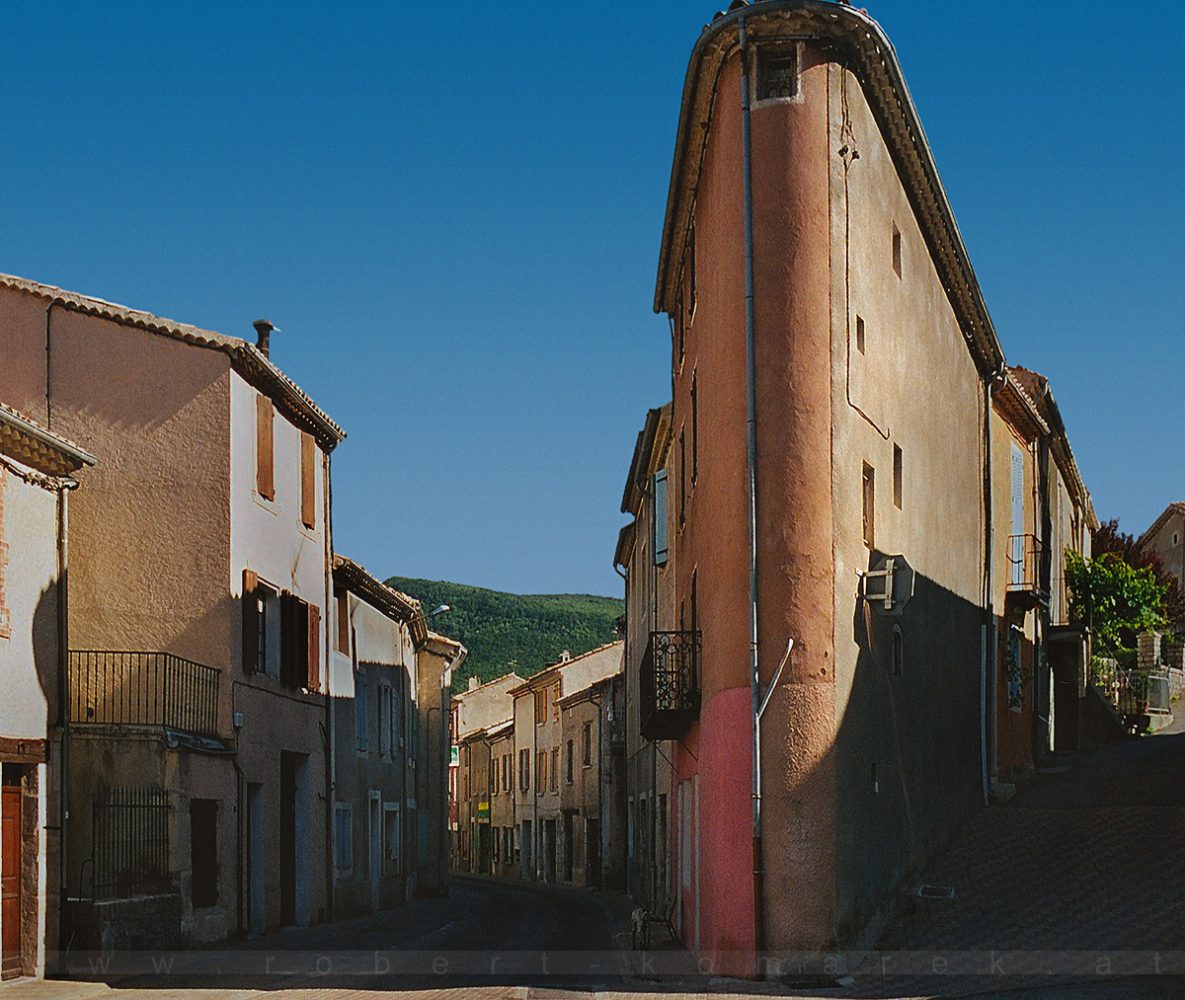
[1, 784, 21, 979]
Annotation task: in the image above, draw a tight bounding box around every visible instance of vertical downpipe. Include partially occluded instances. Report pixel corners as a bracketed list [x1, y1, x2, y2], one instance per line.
[739, 16, 765, 967]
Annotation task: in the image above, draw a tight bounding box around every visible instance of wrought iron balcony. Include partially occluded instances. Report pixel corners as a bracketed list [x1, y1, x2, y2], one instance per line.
[1005, 533, 1047, 613]
[69, 651, 221, 738]
[639, 630, 701, 741]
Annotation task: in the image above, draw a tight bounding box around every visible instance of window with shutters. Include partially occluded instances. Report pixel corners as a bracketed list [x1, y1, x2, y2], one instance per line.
[335, 587, 350, 653]
[534, 687, 547, 725]
[582, 722, 592, 767]
[300, 431, 317, 529]
[355, 661, 368, 751]
[278, 592, 317, 690]
[256, 394, 275, 501]
[243, 572, 282, 677]
[550, 748, 558, 791]
[537, 750, 547, 792]
[519, 749, 530, 791]
[383, 803, 401, 875]
[566, 740, 574, 784]
[653, 470, 669, 566]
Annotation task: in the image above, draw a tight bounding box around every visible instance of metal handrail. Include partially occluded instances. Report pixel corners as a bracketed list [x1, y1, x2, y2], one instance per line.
[69, 650, 221, 738]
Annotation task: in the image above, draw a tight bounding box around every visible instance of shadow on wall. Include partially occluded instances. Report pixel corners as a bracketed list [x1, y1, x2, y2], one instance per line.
[830, 548, 984, 944]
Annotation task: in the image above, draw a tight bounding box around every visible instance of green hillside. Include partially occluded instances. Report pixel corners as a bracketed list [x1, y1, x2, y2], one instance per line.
[385, 577, 623, 693]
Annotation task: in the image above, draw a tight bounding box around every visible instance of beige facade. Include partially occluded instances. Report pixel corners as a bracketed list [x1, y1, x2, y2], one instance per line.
[642, 1, 1099, 971]
[487, 723, 516, 877]
[1139, 503, 1185, 594]
[0, 404, 94, 980]
[614, 405, 676, 909]
[0, 274, 342, 947]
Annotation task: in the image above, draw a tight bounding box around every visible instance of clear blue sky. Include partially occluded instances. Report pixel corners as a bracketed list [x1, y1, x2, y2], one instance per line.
[2, 2, 1181, 597]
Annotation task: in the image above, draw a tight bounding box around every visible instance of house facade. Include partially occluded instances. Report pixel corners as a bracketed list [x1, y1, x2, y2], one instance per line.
[1139, 503, 1185, 594]
[329, 557, 423, 916]
[0, 274, 342, 946]
[641, 2, 1097, 973]
[508, 643, 623, 885]
[614, 404, 676, 911]
[0, 403, 94, 980]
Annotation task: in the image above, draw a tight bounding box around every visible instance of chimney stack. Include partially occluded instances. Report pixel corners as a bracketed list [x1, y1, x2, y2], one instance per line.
[560, 650, 571, 663]
[252, 319, 279, 359]
[468, 676, 478, 692]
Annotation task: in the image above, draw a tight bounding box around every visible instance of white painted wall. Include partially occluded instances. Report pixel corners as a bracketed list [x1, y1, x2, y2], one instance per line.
[228, 371, 326, 616]
[0, 463, 60, 741]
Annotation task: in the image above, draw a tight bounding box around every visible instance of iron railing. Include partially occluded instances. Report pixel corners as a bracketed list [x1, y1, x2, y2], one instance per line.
[69, 651, 221, 737]
[640, 630, 701, 740]
[90, 786, 172, 900]
[1117, 669, 1172, 718]
[1006, 533, 1045, 594]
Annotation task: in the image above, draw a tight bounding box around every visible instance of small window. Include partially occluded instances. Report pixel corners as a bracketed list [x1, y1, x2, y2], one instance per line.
[566, 740, 574, 784]
[892, 626, 903, 677]
[355, 661, 368, 751]
[383, 803, 401, 875]
[757, 45, 798, 101]
[679, 428, 687, 527]
[653, 470, 669, 566]
[334, 804, 353, 871]
[582, 721, 592, 767]
[1174, 532, 1180, 547]
[537, 750, 548, 791]
[856, 315, 866, 355]
[189, 799, 219, 908]
[893, 445, 903, 510]
[256, 394, 275, 501]
[550, 748, 559, 791]
[534, 687, 548, 725]
[862, 462, 875, 549]
[691, 369, 699, 486]
[892, 224, 902, 279]
[519, 749, 530, 791]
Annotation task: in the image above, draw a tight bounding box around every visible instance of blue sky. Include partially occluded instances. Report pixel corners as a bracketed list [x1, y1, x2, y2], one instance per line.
[2, 2, 1181, 597]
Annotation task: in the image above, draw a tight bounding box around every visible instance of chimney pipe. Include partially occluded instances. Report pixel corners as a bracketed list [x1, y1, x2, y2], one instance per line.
[252, 319, 279, 359]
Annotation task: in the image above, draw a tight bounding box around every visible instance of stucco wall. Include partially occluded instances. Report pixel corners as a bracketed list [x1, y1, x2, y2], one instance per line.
[0, 467, 60, 739]
[826, 59, 986, 945]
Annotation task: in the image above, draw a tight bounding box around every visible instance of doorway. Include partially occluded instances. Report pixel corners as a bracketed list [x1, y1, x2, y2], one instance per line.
[544, 818, 557, 883]
[585, 818, 601, 888]
[1, 769, 22, 980]
[279, 753, 297, 926]
[562, 813, 574, 882]
[368, 795, 381, 911]
[247, 783, 265, 934]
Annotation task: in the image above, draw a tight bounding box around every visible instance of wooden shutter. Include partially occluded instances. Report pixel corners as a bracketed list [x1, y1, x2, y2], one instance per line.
[280, 592, 304, 688]
[242, 569, 259, 673]
[335, 587, 350, 652]
[300, 432, 316, 529]
[307, 604, 321, 692]
[256, 395, 275, 500]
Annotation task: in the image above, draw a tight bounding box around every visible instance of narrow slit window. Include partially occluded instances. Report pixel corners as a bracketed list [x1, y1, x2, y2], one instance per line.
[862, 462, 875, 549]
[892, 223, 902, 279]
[856, 315, 866, 355]
[893, 444, 903, 509]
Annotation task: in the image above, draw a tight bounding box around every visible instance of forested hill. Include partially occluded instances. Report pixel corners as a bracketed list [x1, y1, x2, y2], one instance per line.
[385, 577, 623, 693]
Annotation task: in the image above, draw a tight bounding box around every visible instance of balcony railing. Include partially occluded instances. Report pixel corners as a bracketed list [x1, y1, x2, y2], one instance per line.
[1005, 534, 1047, 613]
[640, 630, 701, 741]
[69, 651, 221, 738]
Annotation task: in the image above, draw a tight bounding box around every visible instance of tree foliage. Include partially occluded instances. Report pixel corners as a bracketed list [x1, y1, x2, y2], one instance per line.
[1065, 550, 1169, 651]
[386, 576, 623, 693]
[1091, 518, 1185, 625]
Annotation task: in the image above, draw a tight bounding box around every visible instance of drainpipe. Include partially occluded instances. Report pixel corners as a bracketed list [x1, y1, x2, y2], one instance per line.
[323, 450, 336, 920]
[982, 367, 1005, 803]
[738, 16, 766, 965]
[56, 480, 74, 970]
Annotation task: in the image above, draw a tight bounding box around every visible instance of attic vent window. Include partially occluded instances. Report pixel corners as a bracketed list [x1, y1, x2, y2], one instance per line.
[757, 46, 798, 101]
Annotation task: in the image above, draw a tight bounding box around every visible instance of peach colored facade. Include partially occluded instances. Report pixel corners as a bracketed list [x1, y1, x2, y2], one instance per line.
[642, 2, 1096, 974]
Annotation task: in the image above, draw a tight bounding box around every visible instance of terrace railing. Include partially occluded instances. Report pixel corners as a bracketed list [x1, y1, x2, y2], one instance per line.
[69, 650, 220, 738]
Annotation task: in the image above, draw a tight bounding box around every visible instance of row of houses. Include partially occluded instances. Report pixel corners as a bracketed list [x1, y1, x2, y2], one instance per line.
[609, 0, 1100, 976]
[449, 642, 627, 890]
[0, 275, 465, 980]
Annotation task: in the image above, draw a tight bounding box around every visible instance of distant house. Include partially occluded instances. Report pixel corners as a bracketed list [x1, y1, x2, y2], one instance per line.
[1139, 503, 1185, 593]
[0, 402, 94, 980]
